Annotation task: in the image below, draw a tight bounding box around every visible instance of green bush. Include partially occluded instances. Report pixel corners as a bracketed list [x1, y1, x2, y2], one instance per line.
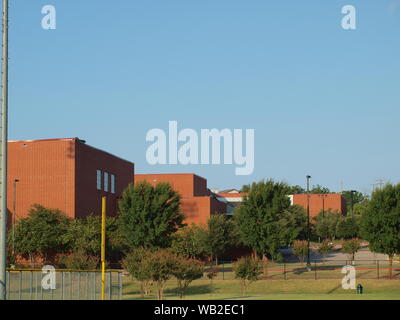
[58, 251, 99, 270]
[233, 257, 262, 296]
[293, 240, 308, 264]
[172, 257, 204, 299]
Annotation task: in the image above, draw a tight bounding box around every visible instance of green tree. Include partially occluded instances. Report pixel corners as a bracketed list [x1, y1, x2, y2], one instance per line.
[336, 217, 358, 239]
[341, 238, 361, 263]
[314, 210, 342, 240]
[276, 205, 308, 246]
[147, 249, 178, 300]
[310, 185, 330, 194]
[361, 183, 400, 278]
[342, 190, 367, 215]
[317, 240, 334, 264]
[292, 240, 308, 264]
[122, 248, 154, 297]
[233, 257, 262, 296]
[172, 257, 204, 299]
[235, 179, 291, 260]
[205, 214, 237, 265]
[171, 224, 209, 260]
[63, 215, 124, 263]
[287, 185, 306, 194]
[10, 205, 70, 265]
[118, 181, 185, 249]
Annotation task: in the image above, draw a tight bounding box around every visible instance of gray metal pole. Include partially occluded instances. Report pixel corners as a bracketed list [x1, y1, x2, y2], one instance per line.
[0, 0, 8, 301]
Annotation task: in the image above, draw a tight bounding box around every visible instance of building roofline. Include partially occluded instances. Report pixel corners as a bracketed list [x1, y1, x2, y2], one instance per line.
[135, 173, 206, 180]
[9, 137, 135, 167]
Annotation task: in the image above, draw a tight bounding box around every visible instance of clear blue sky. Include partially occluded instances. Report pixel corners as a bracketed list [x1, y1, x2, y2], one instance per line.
[8, 0, 400, 194]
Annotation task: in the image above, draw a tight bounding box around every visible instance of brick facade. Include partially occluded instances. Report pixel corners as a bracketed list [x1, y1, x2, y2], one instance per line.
[135, 173, 227, 225]
[8, 138, 134, 220]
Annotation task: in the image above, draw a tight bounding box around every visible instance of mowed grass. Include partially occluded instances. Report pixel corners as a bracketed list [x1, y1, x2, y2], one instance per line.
[123, 278, 400, 300]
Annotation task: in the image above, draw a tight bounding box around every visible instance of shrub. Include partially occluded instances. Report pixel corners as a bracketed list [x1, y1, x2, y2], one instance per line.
[122, 248, 154, 297]
[233, 257, 262, 296]
[341, 238, 361, 263]
[58, 251, 98, 270]
[293, 240, 308, 264]
[172, 257, 204, 299]
[317, 240, 334, 264]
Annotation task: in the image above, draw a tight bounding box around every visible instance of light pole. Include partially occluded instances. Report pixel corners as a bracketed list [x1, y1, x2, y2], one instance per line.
[0, 0, 9, 301]
[350, 190, 356, 218]
[306, 175, 312, 271]
[12, 179, 19, 255]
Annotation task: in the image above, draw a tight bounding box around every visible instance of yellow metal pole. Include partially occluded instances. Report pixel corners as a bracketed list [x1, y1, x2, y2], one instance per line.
[101, 196, 106, 300]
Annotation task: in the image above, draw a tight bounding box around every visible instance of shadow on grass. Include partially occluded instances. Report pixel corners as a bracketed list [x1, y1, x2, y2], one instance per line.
[164, 284, 216, 297]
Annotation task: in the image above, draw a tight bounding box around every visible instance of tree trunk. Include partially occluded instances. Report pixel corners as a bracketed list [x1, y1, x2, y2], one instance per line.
[262, 255, 268, 277]
[389, 255, 393, 279]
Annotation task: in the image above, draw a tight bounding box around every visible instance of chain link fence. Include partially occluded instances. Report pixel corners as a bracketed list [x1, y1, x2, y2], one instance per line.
[6, 269, 123, 300]
[204, 260, 400, 280]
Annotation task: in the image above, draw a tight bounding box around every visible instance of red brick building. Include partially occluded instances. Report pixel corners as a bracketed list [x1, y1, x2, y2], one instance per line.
[8, 138, 134, 220]
[291, 193, 346, 217]
[135, 173, 227, 225]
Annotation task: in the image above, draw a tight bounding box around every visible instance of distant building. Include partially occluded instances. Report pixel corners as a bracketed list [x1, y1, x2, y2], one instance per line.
[215, 189, 247, 216]
[135, 173, 226, 225]
[291, 193, 347, 217]
[8, 138, 134, 220]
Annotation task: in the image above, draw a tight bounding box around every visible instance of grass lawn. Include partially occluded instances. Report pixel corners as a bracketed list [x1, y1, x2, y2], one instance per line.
[123, 278, 400, 300]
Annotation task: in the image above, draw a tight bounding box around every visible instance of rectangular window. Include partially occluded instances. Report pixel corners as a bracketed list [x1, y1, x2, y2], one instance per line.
[111, 174, 116, 194]
[96, 170, 102, 190]
[104, 172, 109, 192]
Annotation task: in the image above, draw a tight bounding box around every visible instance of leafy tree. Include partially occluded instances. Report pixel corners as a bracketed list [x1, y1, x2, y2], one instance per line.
[147, 249, 178, 300]
[352, 200, 369, 218]
[233, 257, 262, 296]
[240, 184, 251, 193]
[205, 214, 238, 265]
[341, 238, 361, 263]
[172, 257, 204, 299]
[235, 179, 291, 260]
[336, 217, 358, 239]
[361, 183, 400, 278]
[288, 185, 306, 194]
[10, 205, 70, 264]
[171, 224, 209, 260]
[63, 215, 124, 263]
[292, 240, 308, 264]
[122, 248, 154, 296]
[118, 181, 185, 249]
[310, 185, 330, 194]
[314, 210, 342, 240]
[317, 240, 334, 264]
[342, 190, 367, 215]
[276, 205, 308, 246]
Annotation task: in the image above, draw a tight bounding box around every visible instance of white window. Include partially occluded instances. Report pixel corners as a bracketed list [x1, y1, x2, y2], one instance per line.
[111, 174, 116, 194]
[96, 170, 102, 190]
[104, 172, 109, 192]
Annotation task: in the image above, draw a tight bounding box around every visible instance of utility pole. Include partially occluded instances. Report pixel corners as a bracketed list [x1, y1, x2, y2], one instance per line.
[375, 179, 385, 190]
[0, 0, 8, 301]
[306, 175, 312, 271]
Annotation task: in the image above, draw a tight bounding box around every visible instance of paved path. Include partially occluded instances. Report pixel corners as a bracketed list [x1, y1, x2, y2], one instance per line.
[280, 245, 390, 264]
